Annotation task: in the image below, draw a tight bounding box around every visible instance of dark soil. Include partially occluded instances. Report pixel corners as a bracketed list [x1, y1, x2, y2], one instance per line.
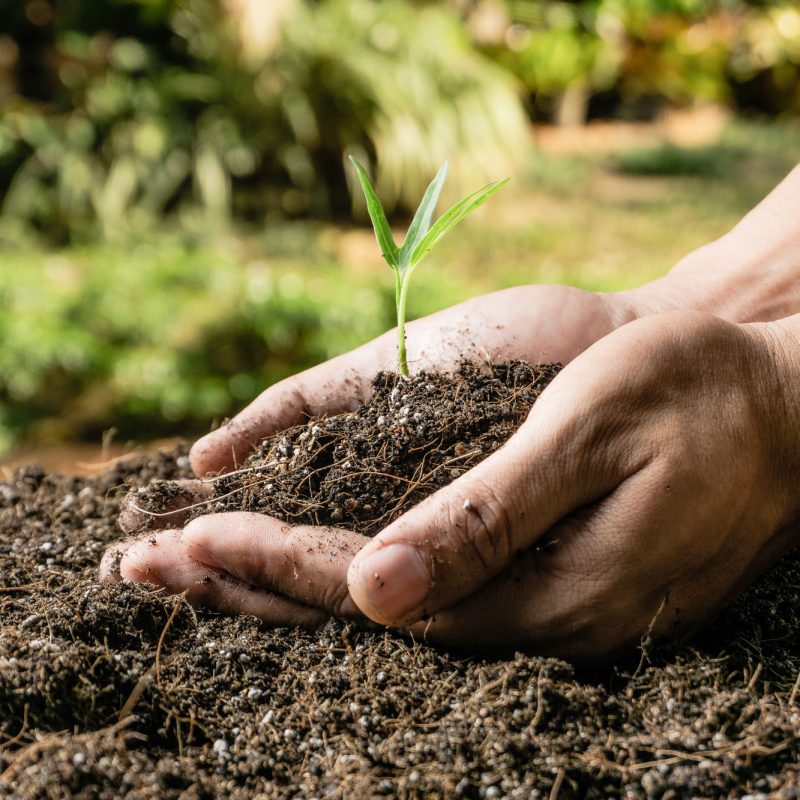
[2, 362, 799, 799]
[196, 362, 561, 535]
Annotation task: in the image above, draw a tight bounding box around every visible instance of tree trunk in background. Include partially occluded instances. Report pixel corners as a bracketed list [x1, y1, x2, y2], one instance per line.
[0, 36, 19, 104]
[555, 81, 589, 127]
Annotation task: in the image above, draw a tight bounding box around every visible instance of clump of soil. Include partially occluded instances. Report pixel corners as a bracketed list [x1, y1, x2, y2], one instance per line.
[2, 362, 800, 799]
[197, 361, 561, 535]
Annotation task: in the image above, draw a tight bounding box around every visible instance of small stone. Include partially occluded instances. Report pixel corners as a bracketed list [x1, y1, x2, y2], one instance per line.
[72, 752, 86, 767]
[212, 739, 229, 757]
[640, 769, 664, 796]
[455, 778, 471, 797]
[19, 614, 42, 630]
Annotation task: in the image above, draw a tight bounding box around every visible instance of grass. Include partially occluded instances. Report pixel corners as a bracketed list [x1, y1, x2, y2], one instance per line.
[2, 117, 800, 450]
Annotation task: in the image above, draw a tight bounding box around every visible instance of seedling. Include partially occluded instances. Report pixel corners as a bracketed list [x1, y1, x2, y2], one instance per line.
[349, 156, 508, 376]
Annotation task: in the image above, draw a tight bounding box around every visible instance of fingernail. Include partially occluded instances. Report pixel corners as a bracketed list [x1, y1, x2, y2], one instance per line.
[356, 544, 430, 622]
[118, 542, 157, 584]
[181, 520, 223, 568]
[183, 541, 223, 569]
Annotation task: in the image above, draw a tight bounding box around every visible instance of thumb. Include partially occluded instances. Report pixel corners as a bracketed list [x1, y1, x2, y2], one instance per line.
[346, 378, 634, 627]
[189, 343, 383, 476]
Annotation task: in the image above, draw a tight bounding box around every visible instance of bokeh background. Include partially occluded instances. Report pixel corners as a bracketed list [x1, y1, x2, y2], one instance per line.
[2, 0, 800, 467]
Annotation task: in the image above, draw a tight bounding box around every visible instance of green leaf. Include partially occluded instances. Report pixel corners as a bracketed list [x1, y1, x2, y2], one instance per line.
[410, 178, 509, 266]
[397, 161, 448, 269]
[349, 155, 398, 269]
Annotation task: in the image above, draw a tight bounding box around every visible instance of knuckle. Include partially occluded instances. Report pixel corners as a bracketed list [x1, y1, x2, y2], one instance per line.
[274, 530, 305, 586]
[284, 530, 355, 617]
[322, 581, 355, 619]
[442, 478, 515, 577]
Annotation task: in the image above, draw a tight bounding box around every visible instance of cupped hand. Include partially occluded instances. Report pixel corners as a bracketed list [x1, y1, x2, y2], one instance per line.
[102, 307, 800, 661]
[187, 284, 640, 476]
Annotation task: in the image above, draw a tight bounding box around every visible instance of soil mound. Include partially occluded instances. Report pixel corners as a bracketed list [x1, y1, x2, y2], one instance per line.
[199, 361, 560, 535]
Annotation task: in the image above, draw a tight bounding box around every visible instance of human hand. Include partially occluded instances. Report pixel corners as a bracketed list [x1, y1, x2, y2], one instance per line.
[102, 310, 800, 660]
[102, 164, 800, 658]
[171, 162, 800, 479]
[186, 283, 639, 477]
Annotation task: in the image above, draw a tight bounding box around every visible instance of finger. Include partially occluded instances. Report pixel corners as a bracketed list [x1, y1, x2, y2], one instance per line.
[411, 479, 668, 662]
[119, 479, 214, 533]
[346, 356, 650, 628]
[99, 540, 130, 583]
[181, 512, 367, 620]
[116, 529, 211, 590]
[107, 529, 328, 627]
[189, 343, 387, 476]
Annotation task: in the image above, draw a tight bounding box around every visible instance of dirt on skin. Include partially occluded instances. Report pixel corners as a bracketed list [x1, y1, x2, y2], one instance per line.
[1, 362, 800, 799]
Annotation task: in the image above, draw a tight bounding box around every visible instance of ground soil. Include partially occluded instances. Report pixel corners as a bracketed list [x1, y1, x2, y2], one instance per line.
[1, 362, 799, 799]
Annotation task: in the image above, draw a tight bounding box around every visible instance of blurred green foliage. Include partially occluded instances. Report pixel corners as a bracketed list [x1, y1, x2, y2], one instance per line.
[2, 119, 799, 452]
[0, 234, 396, 449]
[0, 0, 527, 242]
[2, 1, 800, 451]
[475, 0, 800, 121]
[2, 1, 800, 241]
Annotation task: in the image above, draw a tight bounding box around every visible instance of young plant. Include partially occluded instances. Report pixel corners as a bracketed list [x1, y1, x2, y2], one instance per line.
[349, 156, 508, 377]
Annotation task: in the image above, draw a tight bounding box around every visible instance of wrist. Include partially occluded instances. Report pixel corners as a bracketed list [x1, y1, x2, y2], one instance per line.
[614, 164, 800, 324]
[751, 313, 800, 546]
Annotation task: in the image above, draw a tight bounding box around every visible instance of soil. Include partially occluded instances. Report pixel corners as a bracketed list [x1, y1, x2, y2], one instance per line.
[193, 362, 560, 536]
[1, 362, 799, 799]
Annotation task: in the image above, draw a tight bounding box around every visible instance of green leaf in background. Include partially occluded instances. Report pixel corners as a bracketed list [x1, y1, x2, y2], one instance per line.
[349, 156, 399, 269]
[411, 178, 510, 267]
[397, 161, 448, 269]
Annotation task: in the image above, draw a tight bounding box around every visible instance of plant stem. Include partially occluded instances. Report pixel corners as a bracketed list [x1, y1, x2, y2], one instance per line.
[396, 269, 412, 377]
